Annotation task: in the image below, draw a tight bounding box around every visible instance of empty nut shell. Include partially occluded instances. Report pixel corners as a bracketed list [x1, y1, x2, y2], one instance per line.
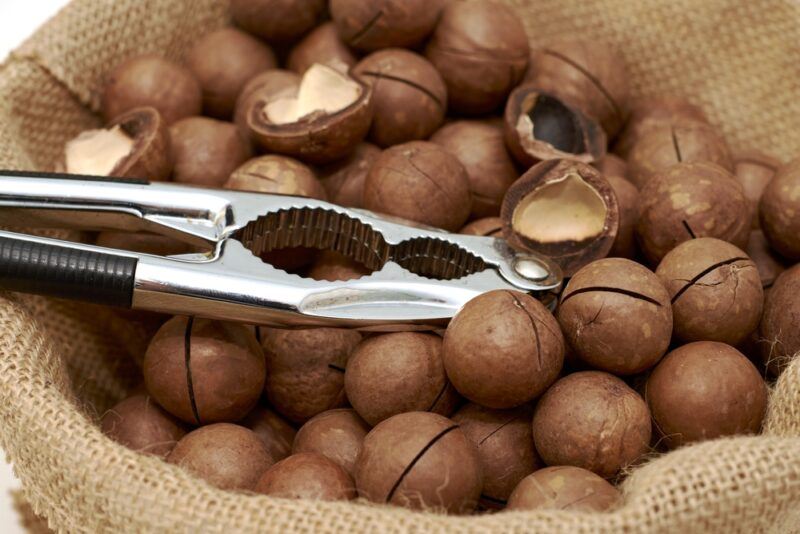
[170, 116, 252, 187]
[645, 341, 767, 449]
[105, 107, 173, 181]
[234, 69, 301, 140]
[759, 265, 800, 376]
[507, 466, 621, 512]
[425, 0, 529, 114]
[254, 452, 356, 501]
[287, 22, 357, 76]
[354, 412, 483, 513]
[636, 162, 750, 265]
[656, 238, 763, 346]
[101, 393, 186, 458]
[557, 258, 673, 375]
[292, 408, 369, 477]
[504, 87, 607, 168]
[230, 0, 325, 43]
[760, 157, 800, 260]
[532, 371, 651, 478]
[501, 159, 619, 277]
[331, 0, 444, 52]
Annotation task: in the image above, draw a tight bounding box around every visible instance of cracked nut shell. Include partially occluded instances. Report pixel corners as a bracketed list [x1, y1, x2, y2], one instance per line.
[443, 290, 564, 409]
[170, 117, 252, 187]
[143, 317, 266, 425]
[425, 0, 529, 114]
[507, 466, 621, 512]
[524, 39, 629, 138]
[241, 405, 297, 462]
[186, 27, 277, 118]
[319, 143, 381, 208]
[734, 151, 780, 230]
[363, 141, 471, 231]
[255, 452, 356, 501]
[234, 69, 301, 140]
[105, 107, 173, 181]
[501, 159, 619, 277]
[645, 341, 767, 449]
[431, 120, 518, 219]
[459, 217, 504, 238]
[353, 48, 447, 147]
[354, 411, 483, 513]
[504, 86, 607, 168]
[452, 403, 540, 509]
[345, 332, 460, 426]
[760, 157, 800, 259]
[103, 55, 202, 125]
[287, 22, 357, 76]
[330, 0, 444, 52]
[101, 393, 186, 458]
[656, 238, 763, 346]
[636, 161, 750, 265]
[167, 423, 274, 490]
[292, 408, 369, 477]
[230, 0, 325, 43]
[261, 327, 361, 423]
[532, 371, 651, 478]
[759, 265, 800, 376]
[557, 258, 673, 375]
[226, 155, 326, 198]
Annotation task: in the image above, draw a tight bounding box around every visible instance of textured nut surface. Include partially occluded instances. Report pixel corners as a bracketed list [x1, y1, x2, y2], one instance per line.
[230, 0, 325, 42]
[443, 290, 564, 408]
[363, 141, 471, 231]
[613, 96, 708, 158]
[606, 175, 640, 258]
[144, 317, 266, 425]
[354, 412, 483, 514]
[261, 327, 361, 423]
[507, 466, 621, 512]
[425, 0, 529, 114]
[331, 0, 444, 52]
[431, 120, 517, 218]
[645, 341, 767, 449]
[345, 332, 458, 426]
[734, 151, 780, 229]
[319, 143, 380, 208]
[170, 117, 252, 187]
[226, 155, 325, 199]
[287, 22, 357, 75]
[307, 251, 370, 282]
[557, 258, 672, 375]
[532, 371, 651, 478]
[254, 452, 356, 501]
[760, 157, 800, 259]
[292, 408, 369, 476]
[746, 230, 786, 289]
[167, 423, 274, 490]
[101, 393, 185, 458]
[595, 154, 628, 179]
[241, 406, 297, 462]
[636, 162, 750, 265]
[759, 265, 800, 376]
[452, 403, 540, 507]
[656, 238, 763, 346]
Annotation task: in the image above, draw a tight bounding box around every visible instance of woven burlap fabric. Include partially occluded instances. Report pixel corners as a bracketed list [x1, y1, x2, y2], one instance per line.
[0, 0, 799, 532]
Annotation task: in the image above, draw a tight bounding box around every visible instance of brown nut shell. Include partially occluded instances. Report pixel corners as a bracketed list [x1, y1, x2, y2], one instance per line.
[234, 69, 301, 140]
[595, 154, 628, 180]
[425, 0, 529, 114]
[363, 141, 471, 231]
[452, 403, 540, 508]
[501, 159, 619, 277]
[319, 143, 381, 208]
[246, 69, 374, 164]
[101, 393, 186, 458]
[760, 157, 800, 259]
[636, 161, 750, 265]
[226, 155, 326, 199]
[287, 22, 357, 76]
[524, 39, 629, 138]
[331, 0, 444, 52]
[354, 412, 483, 514]
[759, 265, 800, 376]
[645, 341, 767, 449]
[307, 251, 370, 281]
[353, 49, 447, 147]
[254, 452, 356, 501]
[459, 217, 504, 238]
[186, 28, 277, 119]
[345, 332, 459, 426]
[170, 117, 252, 187]
[532, 371, 651, 478]
[627, 120, 733, 189]
[557, 258, 673, 375]
[103, 55, 202, 125]
[167, 423, 274, 490]
[606, 175, 640, 258]
[504, 86, 607, 168]
[746, 230, 786, 289]
[105, 107, 173, 181]
[241, 405, 297, 462]
[656, 238, 763, 346]
[261, 327, 361, 423]
[443, 290, 564, 409]
[734, 151, 780, 229]
[292, 408, 369, 477]
[230, 0, 325, 43]
[143, 317, 266, 425]
[431, 120, 518, 218]
[507, 466, 621, 512]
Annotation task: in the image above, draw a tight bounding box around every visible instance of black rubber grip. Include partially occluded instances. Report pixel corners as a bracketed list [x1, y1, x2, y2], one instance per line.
[0, 236, 138, 307]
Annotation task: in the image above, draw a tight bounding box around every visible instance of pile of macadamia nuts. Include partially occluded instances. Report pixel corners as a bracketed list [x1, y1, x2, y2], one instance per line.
[88, 0, 800, 517]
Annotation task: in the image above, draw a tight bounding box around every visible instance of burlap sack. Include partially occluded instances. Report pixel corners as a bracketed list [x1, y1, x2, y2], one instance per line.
[0, 0, 799, 532]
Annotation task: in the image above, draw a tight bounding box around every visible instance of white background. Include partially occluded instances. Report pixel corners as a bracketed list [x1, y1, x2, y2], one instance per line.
[0, 3, 73, 531]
